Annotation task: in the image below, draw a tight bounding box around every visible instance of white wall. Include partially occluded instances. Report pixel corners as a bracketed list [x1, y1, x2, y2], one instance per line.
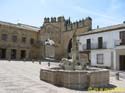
[78, 28, 125, 68]
[91, 49, 113, 67]
[78, 29, 125, 51]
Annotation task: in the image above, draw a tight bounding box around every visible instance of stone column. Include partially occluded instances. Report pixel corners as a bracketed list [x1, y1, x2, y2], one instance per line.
[71, 29, 79, 69]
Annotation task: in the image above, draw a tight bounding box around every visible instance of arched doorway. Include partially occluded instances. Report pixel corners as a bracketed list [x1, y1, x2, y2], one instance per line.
[67, 39, 72, 59]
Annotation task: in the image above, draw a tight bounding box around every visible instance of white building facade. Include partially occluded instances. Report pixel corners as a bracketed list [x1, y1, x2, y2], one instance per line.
[78, 24, 125, 70]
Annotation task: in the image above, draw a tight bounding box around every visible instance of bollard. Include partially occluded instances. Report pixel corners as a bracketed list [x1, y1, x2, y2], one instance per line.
[48, 62, 50, 67]
[8, 58, 11, 62]
[23, 58, 26, 62]
[116, 72, 120, 80]
[32, 59, 34, 63]
[39, 60, 41, 64]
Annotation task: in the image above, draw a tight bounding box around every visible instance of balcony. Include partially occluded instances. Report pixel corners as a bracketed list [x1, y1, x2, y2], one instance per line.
[114, 40, 125, 46]
[82, 42, 107, 51]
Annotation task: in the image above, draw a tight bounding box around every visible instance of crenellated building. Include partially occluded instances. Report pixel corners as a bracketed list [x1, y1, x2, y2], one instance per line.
[39, 16, 92, 59]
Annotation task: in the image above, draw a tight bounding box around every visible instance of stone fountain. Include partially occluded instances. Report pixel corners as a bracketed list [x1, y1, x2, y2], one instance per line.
[40, 29, 109, 90]
[59, 29, 87, 70]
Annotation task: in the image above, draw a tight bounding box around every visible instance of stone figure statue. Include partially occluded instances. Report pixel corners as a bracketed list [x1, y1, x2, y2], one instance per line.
[60, 28, 87, 70]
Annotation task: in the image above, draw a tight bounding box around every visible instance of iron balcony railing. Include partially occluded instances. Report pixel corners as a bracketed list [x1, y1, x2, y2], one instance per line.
[82, 42, 107, 51]
[114, 40, 125, 46]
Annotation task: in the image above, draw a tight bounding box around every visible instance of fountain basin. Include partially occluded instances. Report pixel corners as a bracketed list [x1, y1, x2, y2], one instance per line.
[40, 67, 109, 90]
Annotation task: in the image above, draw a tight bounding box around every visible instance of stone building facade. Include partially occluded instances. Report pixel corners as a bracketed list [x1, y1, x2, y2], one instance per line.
[0, 16, 92, 60]
[0, 21, 39, 60]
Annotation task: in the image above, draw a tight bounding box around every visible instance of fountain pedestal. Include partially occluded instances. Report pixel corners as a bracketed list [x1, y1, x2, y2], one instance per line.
[40, 68, 109, 89]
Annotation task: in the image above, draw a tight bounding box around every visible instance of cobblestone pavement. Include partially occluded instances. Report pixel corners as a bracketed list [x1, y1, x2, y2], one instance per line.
[0, 60, 125, 93]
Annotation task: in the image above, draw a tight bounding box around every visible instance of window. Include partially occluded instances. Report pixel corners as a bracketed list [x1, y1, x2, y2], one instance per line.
[12, 35, 17, 42]
[11, 49, 16, 59]
[20, 50, 26, 59]
[98, 37, 103, 48]
[22, 37, 26, 43]
[97, 54, 104, 64]
[120, 31, 125, 45]
[0, 48, 6, 59]
[86, 39, 91, 49]
[30, 38, 34, 44]
[1, 34, 8, 41]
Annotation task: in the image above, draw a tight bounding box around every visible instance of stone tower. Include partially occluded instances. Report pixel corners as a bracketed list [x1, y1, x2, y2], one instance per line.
[38, 16, 92, 60]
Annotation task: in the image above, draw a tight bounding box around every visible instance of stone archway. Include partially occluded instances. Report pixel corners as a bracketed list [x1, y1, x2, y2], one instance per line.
[67, 39, 72, 59]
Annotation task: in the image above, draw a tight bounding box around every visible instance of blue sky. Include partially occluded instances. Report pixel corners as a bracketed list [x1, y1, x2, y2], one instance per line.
[0, 0, 125, 28]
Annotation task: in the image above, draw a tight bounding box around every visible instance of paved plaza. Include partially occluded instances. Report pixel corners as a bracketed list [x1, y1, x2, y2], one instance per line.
[0, 60, 125, 93]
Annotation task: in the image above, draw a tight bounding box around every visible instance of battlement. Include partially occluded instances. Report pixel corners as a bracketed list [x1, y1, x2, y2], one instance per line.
[44, 16, 65, 23]
[65, 16, 92, 31]
[43, 16, 92, 31]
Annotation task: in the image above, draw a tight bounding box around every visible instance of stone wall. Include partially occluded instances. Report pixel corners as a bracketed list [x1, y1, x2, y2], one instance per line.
[40, 68, 109, 90]
[88, 70, 109, 88]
